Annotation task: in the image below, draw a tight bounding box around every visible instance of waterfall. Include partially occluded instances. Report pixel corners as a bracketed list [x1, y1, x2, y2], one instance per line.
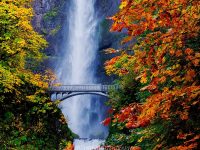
[56, 0, 108, 143]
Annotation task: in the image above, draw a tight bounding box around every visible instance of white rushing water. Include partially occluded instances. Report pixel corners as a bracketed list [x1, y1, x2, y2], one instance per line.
[74, 139, 104, 150]
[56, 0, 108, 147]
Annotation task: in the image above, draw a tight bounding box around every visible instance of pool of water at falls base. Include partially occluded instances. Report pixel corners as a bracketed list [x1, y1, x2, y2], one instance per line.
[74, 139, 105, 150]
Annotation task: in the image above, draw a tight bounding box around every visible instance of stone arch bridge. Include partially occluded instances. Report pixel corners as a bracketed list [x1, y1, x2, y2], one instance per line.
[49, 84, 119, 101]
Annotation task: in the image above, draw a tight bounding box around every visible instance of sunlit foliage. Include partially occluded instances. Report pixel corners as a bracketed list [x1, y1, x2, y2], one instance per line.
[0, 0, 74, 149]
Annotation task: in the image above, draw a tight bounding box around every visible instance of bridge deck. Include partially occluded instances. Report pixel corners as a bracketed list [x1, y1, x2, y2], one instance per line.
[49, 84, 119, 92]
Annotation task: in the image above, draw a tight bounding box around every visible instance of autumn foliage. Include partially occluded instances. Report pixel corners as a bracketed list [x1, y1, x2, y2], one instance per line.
[0, 0, 74, 149]
[104, 0, 199, 149]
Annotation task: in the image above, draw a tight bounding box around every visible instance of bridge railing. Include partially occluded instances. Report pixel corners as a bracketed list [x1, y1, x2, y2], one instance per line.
[49, 84, 119, 92]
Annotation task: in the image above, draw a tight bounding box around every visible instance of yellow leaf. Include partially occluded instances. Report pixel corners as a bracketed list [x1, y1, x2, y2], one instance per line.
[119, 1, 128, 9]
[141, 76, 147, 84]
[152, 70, 159, 77]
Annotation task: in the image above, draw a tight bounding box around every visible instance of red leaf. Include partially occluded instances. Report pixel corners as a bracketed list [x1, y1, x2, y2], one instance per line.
[102, 117, 111, 126]
[107, 108, 114, 114]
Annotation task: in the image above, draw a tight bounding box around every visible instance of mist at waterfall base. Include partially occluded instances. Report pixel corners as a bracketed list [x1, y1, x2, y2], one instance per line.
[55, 0, 109, 144]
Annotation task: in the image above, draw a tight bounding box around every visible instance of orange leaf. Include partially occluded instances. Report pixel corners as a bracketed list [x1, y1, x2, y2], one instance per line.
[184, 48, 193, 55]
[192, 59, 199, 66]
[159, 76, 166, 83]
[121, 36, 133, 44]
[175, 50, 182, 57]
[130, 146, 142, 150]
[185, 70, 196, 81]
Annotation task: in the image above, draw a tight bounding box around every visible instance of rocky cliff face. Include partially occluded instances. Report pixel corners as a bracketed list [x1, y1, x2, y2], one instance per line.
[96, 0, 122, 50]
[32, 0, 66, 57]
[95, 0, 123, 82]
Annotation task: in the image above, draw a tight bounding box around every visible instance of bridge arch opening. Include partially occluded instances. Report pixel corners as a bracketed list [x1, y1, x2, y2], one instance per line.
[60, 92, 108, 101]
[52, 92, 109, 102]
[49, 84, 119, 102]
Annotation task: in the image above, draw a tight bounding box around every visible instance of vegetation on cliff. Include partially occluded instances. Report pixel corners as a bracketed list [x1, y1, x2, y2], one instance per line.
[0, 0, 74, 149]
[104, 0, 199, 149]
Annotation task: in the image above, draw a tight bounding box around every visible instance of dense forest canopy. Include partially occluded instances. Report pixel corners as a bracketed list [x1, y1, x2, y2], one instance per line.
[0, 0, 74, 149]
[104, 0, 199, 149]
